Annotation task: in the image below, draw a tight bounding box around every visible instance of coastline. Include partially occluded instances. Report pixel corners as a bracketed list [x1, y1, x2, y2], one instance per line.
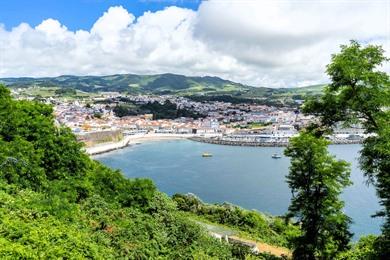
[86, 134, 363, 156]
[85, 134, 195, 155]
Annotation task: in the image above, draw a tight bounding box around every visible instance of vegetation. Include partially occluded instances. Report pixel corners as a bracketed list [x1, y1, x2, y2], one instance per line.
[186, 95, 284, 107]
[1, 73, 324, 105]
[0, 84, 239, 259]
[303, 40, 390, 258]
[1, 83, 298, 259]
[337, 235, 378, 260]
[173, 193, 300, 248]
[284, 132, 352, 259]
[1, 40, 387, 258]
[54, 88, 77, 96]
[0, 73, 249, 94]
[113, 100, 205, 120]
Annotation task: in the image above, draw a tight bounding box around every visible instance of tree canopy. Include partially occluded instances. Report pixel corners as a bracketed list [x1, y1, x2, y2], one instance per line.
[284, 132, 352, 259]
[0, 84, 238, 259]
[302, 40, 390, 258]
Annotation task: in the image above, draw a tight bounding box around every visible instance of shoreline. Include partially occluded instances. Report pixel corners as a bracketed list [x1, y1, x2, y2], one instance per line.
[86, 134, 362, 156]
[85, 134, 195, 155]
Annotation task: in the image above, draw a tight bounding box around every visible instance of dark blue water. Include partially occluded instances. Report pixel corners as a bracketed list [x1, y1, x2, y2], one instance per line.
[95, 140, 382, 239]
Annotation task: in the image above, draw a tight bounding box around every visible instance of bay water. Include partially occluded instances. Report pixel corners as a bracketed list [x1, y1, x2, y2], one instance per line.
[95, 140, 382, 239]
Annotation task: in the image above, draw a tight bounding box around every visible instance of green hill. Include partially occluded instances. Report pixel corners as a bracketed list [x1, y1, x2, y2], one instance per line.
[0, 73, 250, 95]
[0, 73, 325, 98]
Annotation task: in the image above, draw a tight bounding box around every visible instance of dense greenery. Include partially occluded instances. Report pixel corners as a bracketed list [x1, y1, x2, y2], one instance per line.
[303, 41, 390, 258]
[284, 132, 352, 259]
[54, 88, 77, 96]
[337, 235, 378, 260]
[186, 95, 284, 107]
[0, 84, 242, 259]
[173, 193, 300, 248]
[0, 73, 249, 94]
[113, 100, 205, 120]
[1, 73, 324, 103]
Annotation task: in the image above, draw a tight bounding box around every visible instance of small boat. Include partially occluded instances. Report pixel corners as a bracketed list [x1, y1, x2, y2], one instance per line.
[202, 152, 213, 157]
[272, 153, 282, 159]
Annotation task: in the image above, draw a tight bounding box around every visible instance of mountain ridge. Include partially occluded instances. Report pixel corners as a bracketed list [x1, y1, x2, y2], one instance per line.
[0, 73, 325, 97]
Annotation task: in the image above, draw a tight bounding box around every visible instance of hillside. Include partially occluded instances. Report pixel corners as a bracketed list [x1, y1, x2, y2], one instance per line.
[0, 73, 325, 98]
[0, 73, 250, 95]
[0, 84, 300, 258]
[0, 83, 381, 259]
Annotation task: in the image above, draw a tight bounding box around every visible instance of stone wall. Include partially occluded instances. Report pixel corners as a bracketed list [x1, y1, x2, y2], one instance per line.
[77, 130, 123, 147]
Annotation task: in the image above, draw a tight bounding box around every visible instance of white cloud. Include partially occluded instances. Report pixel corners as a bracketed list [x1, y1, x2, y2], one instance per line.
[0, 1, 389, 87]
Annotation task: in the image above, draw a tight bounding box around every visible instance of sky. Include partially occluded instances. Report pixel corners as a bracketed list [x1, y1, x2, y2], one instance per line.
[0, 0, 389, 87]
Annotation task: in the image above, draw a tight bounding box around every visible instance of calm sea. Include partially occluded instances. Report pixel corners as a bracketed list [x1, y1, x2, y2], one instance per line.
[95, 140, 382, 239]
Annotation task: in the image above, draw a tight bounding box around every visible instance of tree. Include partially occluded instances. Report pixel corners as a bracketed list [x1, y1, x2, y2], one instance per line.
[0, 84, 238, 258]
[303, 41, 390, 257]
[284, 132, 352, 259]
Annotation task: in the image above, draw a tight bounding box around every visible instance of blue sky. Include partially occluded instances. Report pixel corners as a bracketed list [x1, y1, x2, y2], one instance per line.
[0, 1, 387, 87]
[0, 0, 201, 30]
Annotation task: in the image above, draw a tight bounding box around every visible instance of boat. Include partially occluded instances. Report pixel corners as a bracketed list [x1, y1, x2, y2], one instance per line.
[272, 153, 281, 159]
[202, 152, 213, 157]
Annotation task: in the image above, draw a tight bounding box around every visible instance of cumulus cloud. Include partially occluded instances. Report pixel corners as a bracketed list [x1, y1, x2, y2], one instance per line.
[0, 1, 389, 87]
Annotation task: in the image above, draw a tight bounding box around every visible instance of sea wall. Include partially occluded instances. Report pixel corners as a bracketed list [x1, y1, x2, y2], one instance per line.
[189, 137, 288, 147]
[86, 134, 363, 155]
[189, 137, 362, 147]
[78, 130, 123, 147]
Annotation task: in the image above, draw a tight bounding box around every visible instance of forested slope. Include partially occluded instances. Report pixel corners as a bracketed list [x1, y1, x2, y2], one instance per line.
[0, 84, 234, 259]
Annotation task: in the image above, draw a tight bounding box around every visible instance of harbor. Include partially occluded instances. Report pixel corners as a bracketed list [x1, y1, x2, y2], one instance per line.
[189, 135, 362, 147]
[95, 140, 382, 240]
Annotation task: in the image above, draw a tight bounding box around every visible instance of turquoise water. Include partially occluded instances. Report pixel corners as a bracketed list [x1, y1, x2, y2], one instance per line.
[95, 140, 382, 239]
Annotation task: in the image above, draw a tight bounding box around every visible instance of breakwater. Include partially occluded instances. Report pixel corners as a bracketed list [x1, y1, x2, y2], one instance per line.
[86, 134, 363, 155]
[189, 137, 362, 147]
[190, 137, 289, 147]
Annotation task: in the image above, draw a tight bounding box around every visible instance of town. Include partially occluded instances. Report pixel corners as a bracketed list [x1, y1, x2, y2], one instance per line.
[11, 88, 366, 153]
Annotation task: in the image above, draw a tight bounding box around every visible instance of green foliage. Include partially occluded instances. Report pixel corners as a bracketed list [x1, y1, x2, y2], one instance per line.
[54, 88, 77, 96]
[0, 183, 235, 259]
[187, 94, 284, 107]
[0, 84, 237, 259]
[302, 41, 390, 257]
[303, 41, 389, 132]
[3, 73, 324, 105]
[284, 132, 352, 259]
[2, 73, 248, 94]
[173, 193, 300, 248]
[114, 100, 204, 119]
[337, 235, 378, 260]
[93, 112, 102, 118]
[112, 104, 138, 117]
